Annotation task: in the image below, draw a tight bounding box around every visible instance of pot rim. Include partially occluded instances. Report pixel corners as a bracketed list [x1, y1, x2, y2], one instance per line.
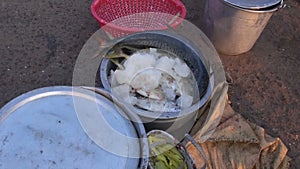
[0, 86, 149, 169]
[223, 0, 284, 13]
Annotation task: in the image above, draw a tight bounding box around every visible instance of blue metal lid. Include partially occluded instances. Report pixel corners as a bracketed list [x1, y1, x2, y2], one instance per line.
[224, 0, 282, 10]
[0, 86, 144, 169]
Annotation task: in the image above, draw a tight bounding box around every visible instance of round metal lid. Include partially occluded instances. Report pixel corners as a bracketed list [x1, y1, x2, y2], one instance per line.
[0, 86, 141, 169]
[224, 0, 281, 10]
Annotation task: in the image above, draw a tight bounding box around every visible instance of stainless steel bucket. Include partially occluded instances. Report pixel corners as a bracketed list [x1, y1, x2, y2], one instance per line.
[203, 0, 284, 55]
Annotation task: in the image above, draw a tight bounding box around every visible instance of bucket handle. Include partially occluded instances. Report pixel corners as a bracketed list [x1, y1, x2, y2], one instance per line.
[277, 0, 286, 10]
[182, 134, 208, 169]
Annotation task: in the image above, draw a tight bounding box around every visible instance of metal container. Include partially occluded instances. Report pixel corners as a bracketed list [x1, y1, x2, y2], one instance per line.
[147, 130, 206, 169]
[203, 0, 284, 55]
[0, 86, 148, 169]
[99, 31, 214, 140]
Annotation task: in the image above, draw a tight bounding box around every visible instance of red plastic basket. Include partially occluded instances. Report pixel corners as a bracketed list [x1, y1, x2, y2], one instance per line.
[91, 0, 186, 37]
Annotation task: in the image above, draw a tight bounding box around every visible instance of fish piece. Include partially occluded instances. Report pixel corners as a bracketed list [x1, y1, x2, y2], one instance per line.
[160, 72, 181, 101]
[108, 70, 115, 85]
[112, 84, 130, 100]
[124, 52, 156, 70]
[129, 96, 138, 105]
[114, 69, 133, 84]
[174, 62, 190, 77]
[148, 89, 165, 100]
[135, 89, 164, 100]
[162, 87, 177, 101]
[176, 94, 193, 109]
[135, 98, 166, 112]
[155, 56, 175, 73]
[135, 98, 180, 113]
[135, 89, 148, 98]
[114, 51, 157, 84]
[178, 79, 194, 96]
[130, 69, 162, 91]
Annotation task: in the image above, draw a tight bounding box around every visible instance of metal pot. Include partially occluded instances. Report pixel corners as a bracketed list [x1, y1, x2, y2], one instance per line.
[0, 86, 148, 169]
[147, 130, 209, 169]
[203, 0, 284, 55]
[99, 31, 213, 140]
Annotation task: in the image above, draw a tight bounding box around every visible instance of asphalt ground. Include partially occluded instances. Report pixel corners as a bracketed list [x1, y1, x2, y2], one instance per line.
[0, 0, 299, 168]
